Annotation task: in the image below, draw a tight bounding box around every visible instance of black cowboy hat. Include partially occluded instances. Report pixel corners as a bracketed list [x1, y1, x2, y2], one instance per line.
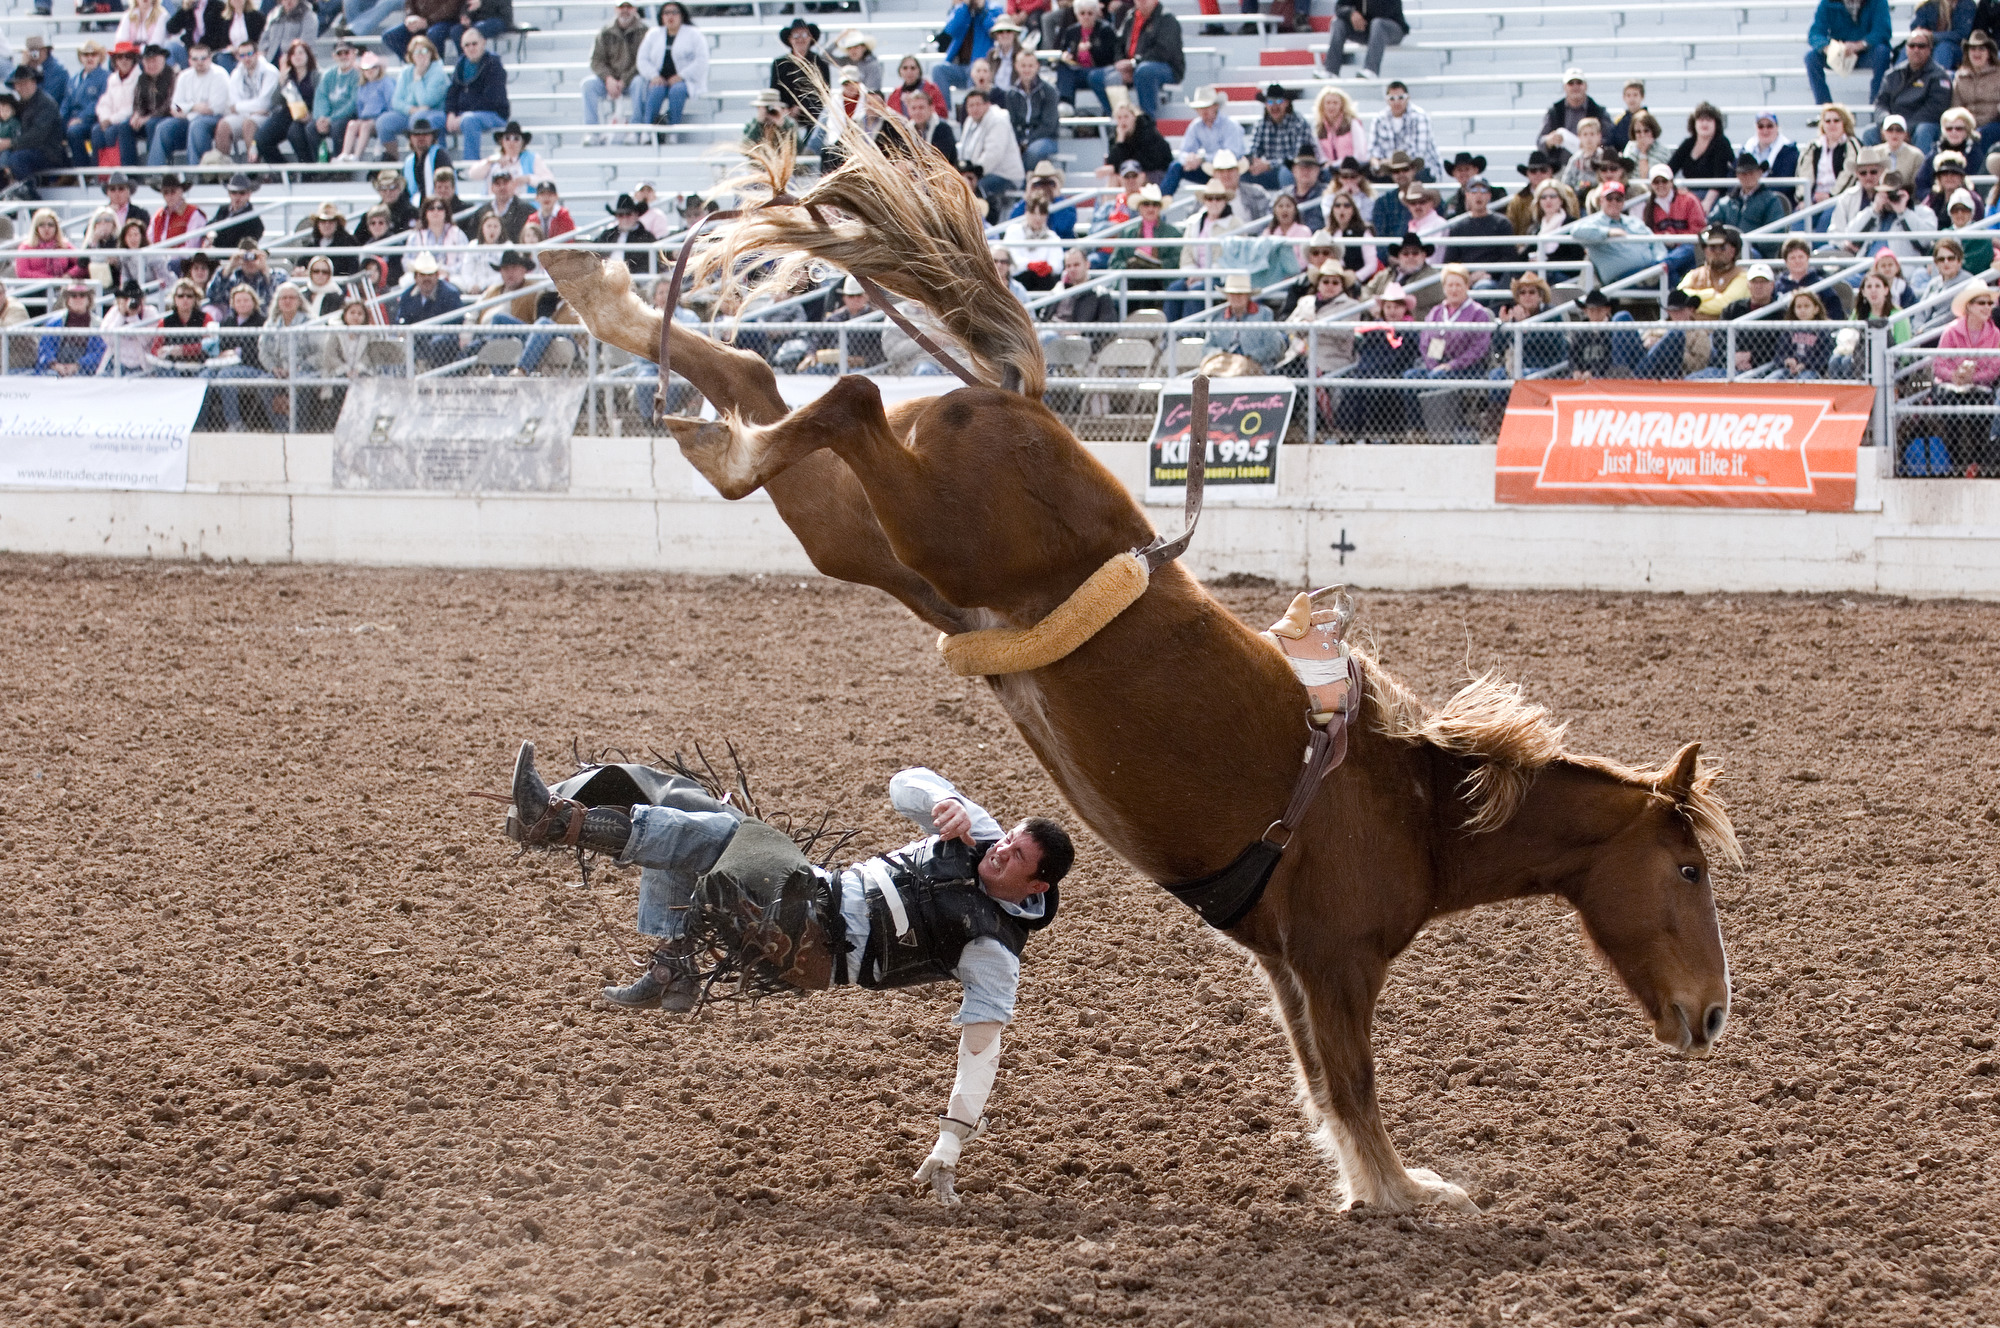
[778, 16, 820, 45]
[1335, 155, 1366, 174]
[1394, 232, 1433, 255]
[8, 64, 40, 83]
[607, 193, 641, 215]
[156, 171, 189, 191]
[499, 249, 532, 268]
[115, 280, 143, 301]
[1445, 150, 1487, 172]
[1733, 151, 1765, 172]
[499, 119, 531, 144]
[409, 112, 439, 134]
[1699, 223, 1743, 252]
[1517, 148, 1558, 175]
[1260, 82, 1301, 103]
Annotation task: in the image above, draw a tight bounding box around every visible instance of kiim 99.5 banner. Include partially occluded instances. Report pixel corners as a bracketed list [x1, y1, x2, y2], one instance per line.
[1147, 378, 1294, 502]
[1496, 380, 1873, 511]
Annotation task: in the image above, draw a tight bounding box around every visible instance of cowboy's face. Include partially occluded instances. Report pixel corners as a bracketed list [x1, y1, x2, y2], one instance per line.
[788, 27, 811, 54]
[143, 50, 166, 74]
[1395, 245, 1425, 272]
[1294, 159, 1320, 185]
[79, 49, 103, 68]
[980, 825, 1048, 901]
[1450, 161, 1476, 184]
[1264, 97, 1289, 121]
[841, 292, 866, 314]
[1855, 164, 1882, 190]
[1198, 101, 1219, 124]
[1225, 289, 1253, 315]
[106, 181, 131, 204]
[1390, 164, 1414, 185]
[1137, 199, 1161, 220]
[415, 269, 440, 295]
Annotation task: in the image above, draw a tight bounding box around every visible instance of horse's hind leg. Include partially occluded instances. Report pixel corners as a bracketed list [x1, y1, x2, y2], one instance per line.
[1286, 956, 1478, 1214]
[1257, 958, 1331, 1138]
[542, 252, 968, 631]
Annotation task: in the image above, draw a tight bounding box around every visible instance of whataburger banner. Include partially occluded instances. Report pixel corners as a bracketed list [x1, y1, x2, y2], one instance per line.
[1495, 380, 1874, 511]
[0, 377, 206, 492]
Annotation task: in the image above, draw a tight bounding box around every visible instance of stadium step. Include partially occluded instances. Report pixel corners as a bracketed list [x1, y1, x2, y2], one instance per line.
[1259, 49, 1318, 67]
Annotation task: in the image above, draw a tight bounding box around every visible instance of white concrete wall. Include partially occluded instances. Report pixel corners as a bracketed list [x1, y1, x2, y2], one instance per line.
[3, 433, 1997, 598]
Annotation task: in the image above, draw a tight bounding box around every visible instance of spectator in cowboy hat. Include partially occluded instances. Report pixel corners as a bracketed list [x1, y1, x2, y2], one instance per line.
[1201, 272, 1285, 367]
[1950, 31, 2000, 154]
[1330, 156, 1374, 228]
[211, 172, 264, 249]
[1919, 147, 1970, 214]
[1286, 149, 1328, 226]
[1164, 85, 1243, 196]
[1708, 154, 1790, 252]
[1325, 0, 1408, 78]
[1366, 149, 1420, 238]
[830, 28, 880, 94]
[985, 14, 1026, 96]
[300, 199, 359, 276]
[396, 251, 467, 368]
[1008, 160, 1081, 237]
[146, 171, 207, 248]
[1206, 147, 1270, 222]
[1678, 223, 1749, 318]
[771, 17, 831, 121]
[742, 87, 801, 150]
[1537, 68, 1607, 160]
[58, 40, 108, 168]
[1441, 150, 1486, 218]
[99, 168, 149, 230]
[1401, 181, 1447, 240]
[1244, 83, 1312, 189]
[1505, 149, 1560, 233]
[594, 193, 659, 275]
[1363, 233, 1441, 314]
[394, 111, 454, 202]
[370, 166, 419, 231]
[467, 119, 542, 193]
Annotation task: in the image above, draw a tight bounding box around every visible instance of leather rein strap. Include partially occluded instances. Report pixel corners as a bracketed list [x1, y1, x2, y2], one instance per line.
[1136, 374, 1208, 573]
[656, 191, 981, 415]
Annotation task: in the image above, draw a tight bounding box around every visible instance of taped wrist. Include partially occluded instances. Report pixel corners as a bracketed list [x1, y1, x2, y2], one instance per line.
[945, 1022, 1002, 1127]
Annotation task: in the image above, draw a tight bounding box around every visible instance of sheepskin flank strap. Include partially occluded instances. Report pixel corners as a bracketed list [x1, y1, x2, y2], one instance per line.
[936, 552, 1150, 676]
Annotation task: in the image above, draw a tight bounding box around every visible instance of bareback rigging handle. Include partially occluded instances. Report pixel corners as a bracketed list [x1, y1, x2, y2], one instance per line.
[1138, 374, 1209, 573]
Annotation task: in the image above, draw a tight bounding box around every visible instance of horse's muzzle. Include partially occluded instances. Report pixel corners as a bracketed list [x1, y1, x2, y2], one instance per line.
[1658, 1000, 1730, 1059]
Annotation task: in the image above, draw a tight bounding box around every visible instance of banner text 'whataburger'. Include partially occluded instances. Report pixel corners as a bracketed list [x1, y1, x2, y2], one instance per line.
[1567, 409, 1798, 451]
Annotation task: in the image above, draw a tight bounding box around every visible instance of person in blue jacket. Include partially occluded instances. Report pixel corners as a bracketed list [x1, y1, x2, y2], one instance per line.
[933, 0, 996, 116]
[442, 26, 509, 159]
[1805, 0, 1893, 107]
[37, 283, 106, 377]
[59, 41, 108, 168]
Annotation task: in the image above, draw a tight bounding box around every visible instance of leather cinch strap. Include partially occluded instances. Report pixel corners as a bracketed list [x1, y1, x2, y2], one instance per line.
[656, 190, 982, 417]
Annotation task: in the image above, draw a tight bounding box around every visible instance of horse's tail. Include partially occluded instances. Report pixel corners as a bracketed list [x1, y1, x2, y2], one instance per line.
[698, 102, 1046, 399]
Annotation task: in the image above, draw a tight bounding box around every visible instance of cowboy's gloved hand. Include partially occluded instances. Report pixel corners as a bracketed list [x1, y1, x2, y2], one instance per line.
[912, 1115, 986, 1204]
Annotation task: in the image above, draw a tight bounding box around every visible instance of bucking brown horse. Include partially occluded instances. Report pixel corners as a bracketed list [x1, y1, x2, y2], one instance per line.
[538, 133, 1740, 1214]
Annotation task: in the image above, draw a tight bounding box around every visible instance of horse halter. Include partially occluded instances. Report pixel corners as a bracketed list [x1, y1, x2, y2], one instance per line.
[657, 191, 982, 413]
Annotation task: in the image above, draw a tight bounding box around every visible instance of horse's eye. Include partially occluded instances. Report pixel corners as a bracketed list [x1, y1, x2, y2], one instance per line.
[1679, 865, 1701, 884]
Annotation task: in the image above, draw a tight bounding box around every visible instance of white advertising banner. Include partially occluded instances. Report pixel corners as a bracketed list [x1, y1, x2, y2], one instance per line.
[0, 377, 204, 492]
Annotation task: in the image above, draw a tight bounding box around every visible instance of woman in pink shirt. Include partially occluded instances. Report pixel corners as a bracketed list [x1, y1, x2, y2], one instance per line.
[1312, 87, 1362, 166]
[1932, 281, 2000, 474]
[15, 209, 85, 287]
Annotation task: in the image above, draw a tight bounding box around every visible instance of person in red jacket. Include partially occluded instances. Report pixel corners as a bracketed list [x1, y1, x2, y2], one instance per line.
[147, 174, 208, 248]
[532, 178, 575, 237]
[1640, 161, 1708, 283]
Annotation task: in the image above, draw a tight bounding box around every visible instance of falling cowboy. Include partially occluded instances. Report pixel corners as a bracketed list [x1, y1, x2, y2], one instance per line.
[501, 743, 1074, 1202]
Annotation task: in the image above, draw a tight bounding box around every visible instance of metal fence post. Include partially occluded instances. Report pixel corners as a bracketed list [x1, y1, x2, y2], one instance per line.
[1870, 321, 1892, 454]
[1305, 324, 1318, 444]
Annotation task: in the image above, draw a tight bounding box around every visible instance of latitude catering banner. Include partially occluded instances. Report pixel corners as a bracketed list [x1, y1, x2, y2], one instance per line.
[1495, 380, 1873, 511]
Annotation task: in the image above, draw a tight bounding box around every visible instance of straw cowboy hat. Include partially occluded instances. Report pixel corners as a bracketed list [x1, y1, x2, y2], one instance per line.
[1222, 272, 1256, 294]
[1187, 86, 1225, 109]
[311, 200, 347, 224]
[408, 252, 442, 275]
[1132, 183, 1164, 204]
[1198, 178, 1229, 199]
[834, 28, 874, 51]
[752, 88, 785, 109]
[840, 275, 865, 295]
[1209, 149, 1242, 172]
[989, 14, 1024, 32]
[1952, 281, 1994, 320]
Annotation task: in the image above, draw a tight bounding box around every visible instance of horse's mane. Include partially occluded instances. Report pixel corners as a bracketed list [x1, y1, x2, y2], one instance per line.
[690, 89, 1046, 399]
[1356, 652, 1742, 865]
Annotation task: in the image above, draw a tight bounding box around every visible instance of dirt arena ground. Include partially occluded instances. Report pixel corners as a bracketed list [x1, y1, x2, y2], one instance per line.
[3, 554, 1999, 1328]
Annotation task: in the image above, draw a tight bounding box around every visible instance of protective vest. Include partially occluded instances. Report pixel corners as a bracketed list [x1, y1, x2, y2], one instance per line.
[855, 837, 1058, 989]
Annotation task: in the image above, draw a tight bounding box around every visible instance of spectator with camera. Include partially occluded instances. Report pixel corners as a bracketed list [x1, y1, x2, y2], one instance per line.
[1853, 169, 1936, 259]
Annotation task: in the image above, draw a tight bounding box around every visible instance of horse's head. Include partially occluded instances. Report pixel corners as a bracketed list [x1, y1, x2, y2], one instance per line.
[1566, 742, 1736, 1059]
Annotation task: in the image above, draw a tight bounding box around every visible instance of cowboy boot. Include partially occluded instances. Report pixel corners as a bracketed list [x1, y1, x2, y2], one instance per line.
[602, 946, 702, 1011]
[507, 741, 632, 856]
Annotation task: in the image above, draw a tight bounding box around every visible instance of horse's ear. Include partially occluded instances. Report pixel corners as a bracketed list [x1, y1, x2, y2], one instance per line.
[1656, 741, 1703, 804]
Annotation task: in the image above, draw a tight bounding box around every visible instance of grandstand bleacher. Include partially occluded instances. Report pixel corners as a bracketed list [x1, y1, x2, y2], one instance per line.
[2, 0, 1995, 473]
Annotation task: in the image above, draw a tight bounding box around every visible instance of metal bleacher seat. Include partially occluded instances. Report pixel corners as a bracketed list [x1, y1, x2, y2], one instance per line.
[1095, 339, 1159, 377]
[1045, 335, 1093, 374]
